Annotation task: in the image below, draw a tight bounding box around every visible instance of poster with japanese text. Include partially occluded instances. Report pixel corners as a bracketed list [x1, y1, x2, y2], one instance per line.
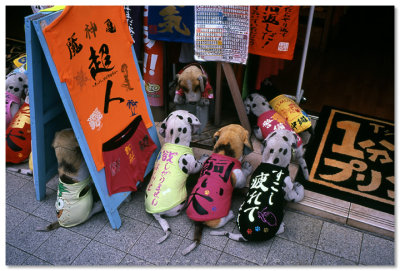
[249, 6, 299, 60]
[194, 6, 250, 64]
[148, 6, 194, 43]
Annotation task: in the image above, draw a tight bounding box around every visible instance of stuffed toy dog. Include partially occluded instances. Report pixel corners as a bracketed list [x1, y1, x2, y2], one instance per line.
[244, 93, 309, 180]
[210, 129, 305, 242]
[37, 129, 103, 231]
[6, 71, 28, 127]
[173, 63, 213, 106]
[145, 110, 208, 244]
[182, 124, 253, 255]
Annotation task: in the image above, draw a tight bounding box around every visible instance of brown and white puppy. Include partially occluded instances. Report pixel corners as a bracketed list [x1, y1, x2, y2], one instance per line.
[182, 124, 253, 255]
[36, 128, 103, 231]
[173, 64, 209, 106]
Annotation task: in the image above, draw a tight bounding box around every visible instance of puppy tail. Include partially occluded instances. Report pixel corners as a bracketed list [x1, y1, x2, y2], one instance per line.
[36, 221, 60, 232]
[7, 167, 33, 176]
[182, 222, 204, 255]
[298, 157, 309, 180]
[210, 230, 247, 242]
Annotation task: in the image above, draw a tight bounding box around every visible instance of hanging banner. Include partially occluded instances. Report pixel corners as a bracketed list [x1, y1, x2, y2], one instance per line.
[124, 6, 143, 60]
[43, 6, 153, 171]
[143, 6, 164, 106]
[148, 6, 194, 43]
[194, 6, 250, 64]
[249, 6, 299, 60]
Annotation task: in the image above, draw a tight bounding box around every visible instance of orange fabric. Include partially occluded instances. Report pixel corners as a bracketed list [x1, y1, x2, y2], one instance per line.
[249, 6, 299, 60]
[43, 6, 153, 171]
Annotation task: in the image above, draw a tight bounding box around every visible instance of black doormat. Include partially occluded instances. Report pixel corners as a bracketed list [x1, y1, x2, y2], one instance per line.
[296, 106, 394, 215]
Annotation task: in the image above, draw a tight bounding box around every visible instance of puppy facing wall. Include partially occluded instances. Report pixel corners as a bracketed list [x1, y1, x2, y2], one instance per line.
[182, 124, 253, 255]
[145, 110, 208, 244]
[244, 93, 309, 180]
[210, 129, 305, 242]
[37, 128, 103, 231]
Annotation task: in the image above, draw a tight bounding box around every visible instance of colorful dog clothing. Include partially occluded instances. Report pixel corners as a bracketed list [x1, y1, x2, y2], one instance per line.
[102, 115, 156, 196]
[6, 92, 22, 127]
[186, 153, 241, 221]
[145, 143, 194, 213]
[257, 110, 303, 147]
[56, 176, 93, 227]
[237, 163, 288, 241]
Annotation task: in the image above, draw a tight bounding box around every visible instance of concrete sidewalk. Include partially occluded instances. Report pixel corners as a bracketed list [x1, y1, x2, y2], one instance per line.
[5, 152, 395, 266]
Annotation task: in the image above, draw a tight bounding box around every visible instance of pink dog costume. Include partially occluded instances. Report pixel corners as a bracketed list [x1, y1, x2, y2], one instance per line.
[257, 110, 303, 147]
[6, 92, 22, 127]
[186, 153, 241, 221]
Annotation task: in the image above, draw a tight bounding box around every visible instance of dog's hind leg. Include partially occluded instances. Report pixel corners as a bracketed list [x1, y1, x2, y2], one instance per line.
[283, 177, 305, 202]
[153, 213, 172, 244]
[205, 210, 234, 229]
[210, 230, 247, 242]
[88, 201, 104, 218]
[232, 161, 253, 189]
[295, 146, 309, 180]
[276, 222, 285, 235]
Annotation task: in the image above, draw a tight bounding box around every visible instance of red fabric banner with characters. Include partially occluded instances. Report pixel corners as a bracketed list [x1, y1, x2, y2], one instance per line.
[249, 6, 299, 60]
[143, 6, 164, 107]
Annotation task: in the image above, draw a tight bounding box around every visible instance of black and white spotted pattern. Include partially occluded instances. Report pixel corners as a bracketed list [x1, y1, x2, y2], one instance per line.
[243, 93, 273, 117]
[151, 110, 209, 244]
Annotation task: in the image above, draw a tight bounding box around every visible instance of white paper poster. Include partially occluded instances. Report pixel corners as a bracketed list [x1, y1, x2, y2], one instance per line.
[194, 6, 250, 64]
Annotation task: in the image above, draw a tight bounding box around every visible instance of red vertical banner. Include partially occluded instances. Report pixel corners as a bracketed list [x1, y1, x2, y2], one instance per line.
[249, 6, 299, 60]
[143, 6, 164, 106]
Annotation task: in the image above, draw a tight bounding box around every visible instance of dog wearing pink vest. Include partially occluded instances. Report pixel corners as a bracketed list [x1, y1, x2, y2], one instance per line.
[182, 124, 253, 255]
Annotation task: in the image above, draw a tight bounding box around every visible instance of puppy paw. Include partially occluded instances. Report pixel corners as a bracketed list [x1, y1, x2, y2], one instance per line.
[241, 161, 253, 176]
[198, 97, 210, 106]
[198, 154, 210, 164]
[276, 222, 285, 235]
[174, 94, 185, 104]
[293, 182, 305, 202]
[180, 154, 203, 174]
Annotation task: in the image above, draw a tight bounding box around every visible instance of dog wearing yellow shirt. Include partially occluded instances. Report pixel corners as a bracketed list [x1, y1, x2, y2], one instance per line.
[145, 110, 209, 244]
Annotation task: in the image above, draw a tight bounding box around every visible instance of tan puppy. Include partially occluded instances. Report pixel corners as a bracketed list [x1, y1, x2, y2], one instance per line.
[52, 129, 88, 184]
[182, 124, 253, 255]
[173, 65, 208, 105]
[37, 129, 103, 231]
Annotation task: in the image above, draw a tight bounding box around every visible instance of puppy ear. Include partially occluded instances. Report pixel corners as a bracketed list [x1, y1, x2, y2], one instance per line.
[213, 129, 221, 143]
[198, 75, 207, 93]
[242, 129, 253, 155]
[187, 113, 201, 134]
[243, 98, 251, 115]
[291, 131, 298, 149]
[159, 121, 167, 138]
[261, 138, 267, 155]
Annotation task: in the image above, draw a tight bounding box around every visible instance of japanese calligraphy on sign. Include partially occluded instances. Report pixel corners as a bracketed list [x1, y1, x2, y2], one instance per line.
[148, 6, 194, 43]
[249, 6, 299, 60]
[309, 109, 394, 213]
[194, 5, 250, 64]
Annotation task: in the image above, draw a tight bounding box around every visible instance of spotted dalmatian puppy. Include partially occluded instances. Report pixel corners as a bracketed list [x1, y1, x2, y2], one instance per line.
[244, 93, 309, 180]
[145, 110, 209, 244]
[210, 129, 304, 242]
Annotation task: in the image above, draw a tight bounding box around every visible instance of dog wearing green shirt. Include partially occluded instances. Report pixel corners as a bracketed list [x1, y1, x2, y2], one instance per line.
[36, 128, 103, 231]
